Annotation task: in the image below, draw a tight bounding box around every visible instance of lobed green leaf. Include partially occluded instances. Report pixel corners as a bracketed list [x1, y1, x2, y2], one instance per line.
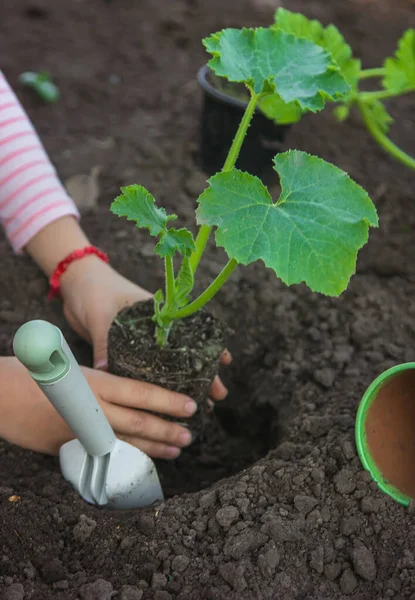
[110, 185, 195, 258]
[383, 28, 415, 93]
[155, 228, 195, 258]
[273, 8, 361, 88]
[196, 151, 378, 297]
[203, 27, 350, 112]
[111, 185, 176, 236]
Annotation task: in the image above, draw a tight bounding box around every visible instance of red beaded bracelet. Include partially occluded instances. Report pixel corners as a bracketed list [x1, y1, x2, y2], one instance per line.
[48, 246, 109, 300]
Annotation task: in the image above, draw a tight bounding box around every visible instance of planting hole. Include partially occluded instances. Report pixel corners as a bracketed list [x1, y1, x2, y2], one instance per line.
[155, 382, 275, 497]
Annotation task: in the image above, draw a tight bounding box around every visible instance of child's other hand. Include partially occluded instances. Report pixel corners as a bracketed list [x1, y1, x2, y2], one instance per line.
[0, 358, 198, 458]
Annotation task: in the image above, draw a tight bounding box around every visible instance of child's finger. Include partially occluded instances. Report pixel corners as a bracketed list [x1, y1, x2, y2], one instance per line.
[118, 435, 181, 460]
[209, 375, 228, 401]
[103, 403, 192, 448]
[87, 368, 196, 417]
[220, 349, 232, 366]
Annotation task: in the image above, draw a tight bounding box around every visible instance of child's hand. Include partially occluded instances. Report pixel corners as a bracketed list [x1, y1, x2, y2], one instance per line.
[0, 358, 199, 458]
[60, 256, 231, 401]
[61, 255, 152, 369]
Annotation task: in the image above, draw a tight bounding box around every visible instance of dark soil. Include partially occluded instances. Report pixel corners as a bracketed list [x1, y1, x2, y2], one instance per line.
[1, 0, 415, 599]
[108, 300, 226, 438]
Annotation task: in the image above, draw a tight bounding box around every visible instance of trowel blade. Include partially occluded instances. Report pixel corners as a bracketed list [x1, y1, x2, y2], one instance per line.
[59, 438, 164, 509]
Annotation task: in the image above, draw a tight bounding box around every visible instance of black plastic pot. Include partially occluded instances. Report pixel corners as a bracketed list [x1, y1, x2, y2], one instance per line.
[197, 65, 290, 183]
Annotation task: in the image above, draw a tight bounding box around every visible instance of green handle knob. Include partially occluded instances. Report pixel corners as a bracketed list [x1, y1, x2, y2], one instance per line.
[13, 320, 70, 383]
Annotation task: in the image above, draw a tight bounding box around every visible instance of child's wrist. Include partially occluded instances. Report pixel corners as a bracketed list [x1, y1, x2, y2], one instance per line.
[25, 216, 90, 277]
[60, 253, 109, 289]
[50, 247, 109, 299]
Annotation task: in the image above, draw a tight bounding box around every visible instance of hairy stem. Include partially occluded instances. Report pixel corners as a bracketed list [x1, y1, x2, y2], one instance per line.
[358, 101, 415, 170]
[358, 88, 411, 103]
[358, 68, 385, 80]
[222, 91, 260, 171]
[170, 258, 238, 320]
[189, 91, 260, 274]
[165, 256, 175, 308]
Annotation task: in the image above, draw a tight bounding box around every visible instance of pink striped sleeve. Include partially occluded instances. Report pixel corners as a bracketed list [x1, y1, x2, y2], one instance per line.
[0, 71, 80, 252]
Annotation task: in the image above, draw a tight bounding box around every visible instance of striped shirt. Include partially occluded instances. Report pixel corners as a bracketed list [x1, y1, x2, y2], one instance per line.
[0, 71, 79, 252]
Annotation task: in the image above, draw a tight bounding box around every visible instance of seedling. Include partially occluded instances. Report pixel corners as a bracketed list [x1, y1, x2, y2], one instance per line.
[111, 26, 378, 346]
[19, 71, 60, 103]
[269, 9, 415, 170]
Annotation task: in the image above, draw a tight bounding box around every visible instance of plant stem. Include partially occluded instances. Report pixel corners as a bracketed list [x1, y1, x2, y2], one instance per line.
[358, 68, 385, 80]
[358, 101, 415, 170]
[189, 224, 211, 273]
[165, 256, 175, 307]
[155, 324, 170, 346]
[170, 258, 238, 320]
[154, 257, 176, 346]
[189, 91, 260, 274]
[222, 92, 260, 172]
[358, 88, 411, 103]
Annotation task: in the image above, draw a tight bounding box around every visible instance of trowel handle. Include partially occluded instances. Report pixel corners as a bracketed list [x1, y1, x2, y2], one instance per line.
[13, 320, 116, 457]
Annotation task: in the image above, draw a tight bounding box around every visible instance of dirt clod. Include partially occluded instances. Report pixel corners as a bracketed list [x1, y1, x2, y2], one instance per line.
[294, 494, 318, 514]
[309, 545, 324, 574]
[73, 515, 97, 543]
[171, 555, 190, 573]
[340, 569, 358, 595]
[3, 584, 25, 600]
[40, 559, 66, 584]
[79, 579, 114, 600]
[219, 563, 247, 592]
[352, 543, 377, 581]
[215, 506, 239, 528]
[334, 469, 356, 494]
[154, 592, 172, 600]
[120, 586, 144, 600]
[151, 573, 167, 590]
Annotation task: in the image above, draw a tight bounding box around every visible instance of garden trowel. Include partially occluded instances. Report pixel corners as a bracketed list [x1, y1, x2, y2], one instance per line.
[13, 320, 164, 510]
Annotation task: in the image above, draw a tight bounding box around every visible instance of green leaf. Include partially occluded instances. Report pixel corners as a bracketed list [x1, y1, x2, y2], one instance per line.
[154, 289, 164, 318]
[196, 151, 378, 296]
[259, 93, 304, 124]
[111, 185, 194, 258]
[383, 29, 415, 93]
[155, 228, 195, 258]
[154, 289, 164, 303]
[174, 257, 194, 307]
[111, 185, 177, 236]
[274, 8, 361, 88]
[203, 27, 350, 111]
[364, 100, 394, 134]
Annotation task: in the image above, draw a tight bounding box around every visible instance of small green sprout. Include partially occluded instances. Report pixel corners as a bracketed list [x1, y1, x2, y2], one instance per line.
[19, 72, 60, 103]
[111, 26, 378, 346]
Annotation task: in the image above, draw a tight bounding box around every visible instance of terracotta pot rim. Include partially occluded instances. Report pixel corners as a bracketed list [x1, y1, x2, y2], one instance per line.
[355, 362, 415, 506]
